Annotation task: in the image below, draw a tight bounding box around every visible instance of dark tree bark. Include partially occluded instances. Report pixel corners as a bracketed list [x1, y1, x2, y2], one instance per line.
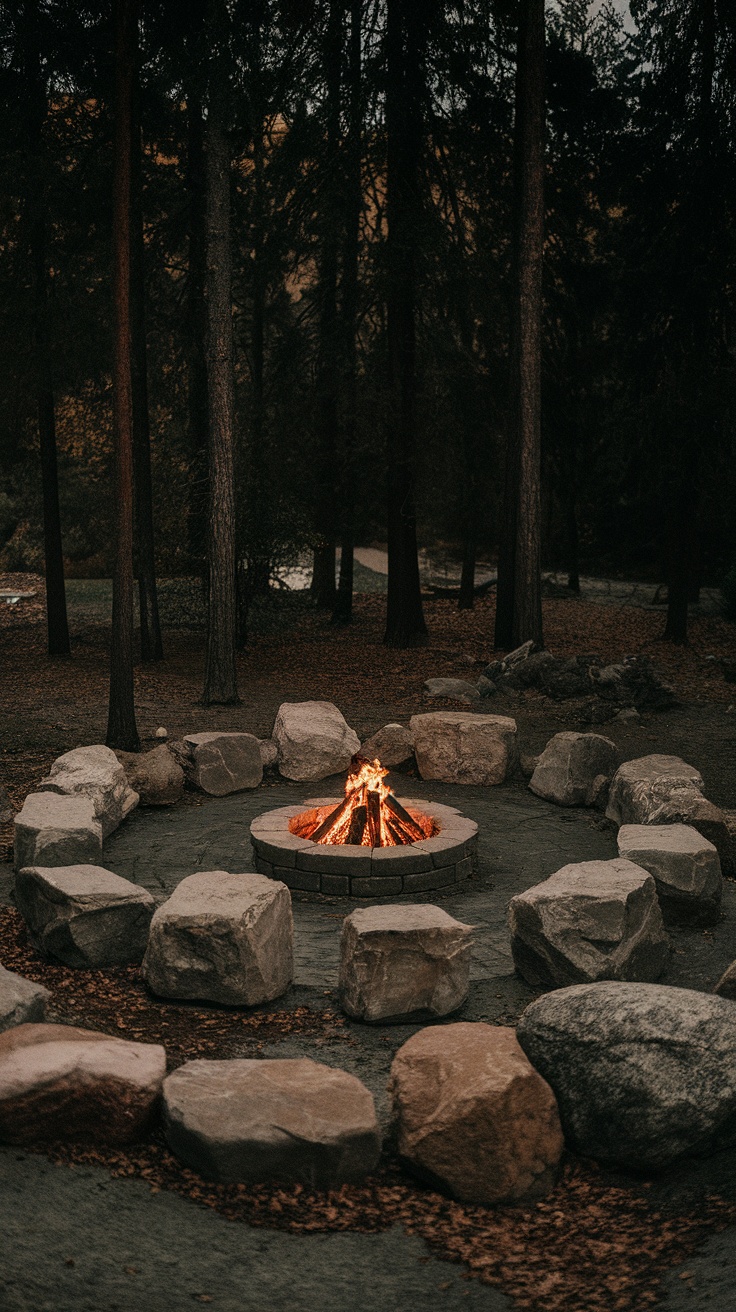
[246, 22, 270, 604]
[202, 78, 239, 705]
[107, 0, 140, 751]
[22, 0, 70, 657]
[495, 0, 545, 650]
[186, 94, 209, 564]
[130, 55, 163, 661]
[383, 0, 428, 648]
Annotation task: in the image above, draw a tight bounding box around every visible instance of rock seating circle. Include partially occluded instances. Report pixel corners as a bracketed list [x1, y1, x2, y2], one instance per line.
[4, 708, 736, 1202]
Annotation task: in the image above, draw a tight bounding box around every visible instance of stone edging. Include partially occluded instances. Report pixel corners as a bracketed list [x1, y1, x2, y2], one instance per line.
[250, 799, 479, 897]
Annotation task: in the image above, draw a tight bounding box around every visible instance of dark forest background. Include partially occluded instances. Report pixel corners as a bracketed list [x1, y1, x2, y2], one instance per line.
[0, 2, 734, 671]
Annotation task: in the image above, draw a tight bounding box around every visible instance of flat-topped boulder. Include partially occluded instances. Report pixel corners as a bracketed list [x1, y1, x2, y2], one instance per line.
[37, 744, 138, 838]
[273, 701, 360, 781]
[508, 858, 670, 990]
[339, 904, 473, 1024]
[14, 793, 102, 873]
[606, 754, 733, 875]
[115, 745, 184, 806]
[517, 982, 736, 1169]
[15, 864, 155, 967]
[389, 1023, 563, 1204]
[529, 732, 619, 807]
[409, 711, 518, 785]
[163, 1057, 381, 1187]
[617, 824, 722, 926]
[0, 1023, 166, 1145]
[182, 732, 263, 795]
[0, 965, 50, 1034]
[142, 871, 293, 1005]
[359, 723, 414, 768]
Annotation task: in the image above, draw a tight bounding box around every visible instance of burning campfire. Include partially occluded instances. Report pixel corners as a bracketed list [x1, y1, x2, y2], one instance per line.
[290, 757, 437, 848]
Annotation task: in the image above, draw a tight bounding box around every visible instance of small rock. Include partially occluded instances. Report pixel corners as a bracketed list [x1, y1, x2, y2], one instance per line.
[37, 744, 138, 839]
[410, 712, 518, 786]
[389, 1023, 563, 1204]
[183, 732, 263, 795]
[0, 784, 13, 825]
[423, 678, 481, 705]
[476, 676, 497, 698]
[529, 732, 620, 808]
[508, 858, 670, 989]
[617, 824, 722, 926]
[517, 982, 736, 1169]
[614, 707, 640, 721]
[273, 702, 360, 782]
[0, 965, 50, 1034]
[339, 905, 473, 1024]
[115, 745, 184, 806]
[14, 794, 102, 873]
[519, 753, 540, 780]
[15, 865, 155, 967]
[359, 723, 414, 768]
[259, 739, 279, 770]
[143, 871, 293, 1006]
[155, 727, 168, 739]
[503, 639, 537, 668]
[163, 1057, 381, 1186]
[0, 1023, 166, 1145]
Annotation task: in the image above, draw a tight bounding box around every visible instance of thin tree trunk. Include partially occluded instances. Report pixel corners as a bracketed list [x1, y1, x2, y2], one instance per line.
[186, 94, 209, 564]
[384, 0, 428, 648]
[495, 0, 545, 650]
[459, 531, 477, 609]
[248, 43, 270, 602]
[203, 79, 238, 705]
[22, 0, 70, 657]
[107, 0, 140, 751]
[130, 57, 163, 661]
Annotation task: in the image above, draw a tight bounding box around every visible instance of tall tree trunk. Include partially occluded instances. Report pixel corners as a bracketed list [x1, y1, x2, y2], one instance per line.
[22, 0, 70, 657]
[130, 57, 163, 661]
[186, 94, 209, 564]
[202, 80, 239, 705]
[495, 0, 545, 650]
[384, 0, 428, 648]
[247, 30, 270, 603]
[332, 0, 362, 627]
[107, 0, 140, 751]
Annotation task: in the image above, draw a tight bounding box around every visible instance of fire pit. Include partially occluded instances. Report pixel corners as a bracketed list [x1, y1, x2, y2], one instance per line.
[250, 757, 478, 897]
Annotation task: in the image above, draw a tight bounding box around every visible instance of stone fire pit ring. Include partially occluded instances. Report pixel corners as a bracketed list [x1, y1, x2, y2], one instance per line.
[250, 799, 478, 897]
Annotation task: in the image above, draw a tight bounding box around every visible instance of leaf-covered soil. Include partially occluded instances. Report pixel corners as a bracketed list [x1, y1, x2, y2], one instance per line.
[2, 573, 736, 1310]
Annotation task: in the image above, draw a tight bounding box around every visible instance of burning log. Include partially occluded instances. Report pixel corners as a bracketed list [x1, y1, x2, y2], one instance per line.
[300, 756, 437, 848]
[309, 787, 361, 844]
[366, 789, 382, 846]
[383, 792, 426, 842]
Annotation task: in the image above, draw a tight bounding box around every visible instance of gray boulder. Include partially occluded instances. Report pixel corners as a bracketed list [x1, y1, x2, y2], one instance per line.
[273, 701, 360, 782]
[617, 823, 722, 926]
[142, 871, 293, 1005]
[163, 1057, 381, 1186]
[409, 711, 518, 786]
[14, 793, 102, 873]
[339, 905, 473, 1024]
[259, 738, 279, 770]
[508, 858, 670, 990]
[423, 678, 481, 705]
[517, 982, 736, 1169]
[115, 745, 184, 806]
[183, 732, 263, 795]
[37, 744, 138, 838]
[15, 864, 155, 967]
[359, 723, 415, 768]
[607, 755, 734, 875]
[529, 732, 619, 807]
[0, 965, 50, 1033]
[0, 784, 13, 825]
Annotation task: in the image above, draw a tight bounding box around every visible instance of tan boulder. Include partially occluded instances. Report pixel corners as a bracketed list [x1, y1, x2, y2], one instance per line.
[389, 1023, 563, 1204]
[409, 712, 518, 785]
[339, 905, 472, 1023]
[0, 1023, 166, 1144]
[115, 745, 185, 806]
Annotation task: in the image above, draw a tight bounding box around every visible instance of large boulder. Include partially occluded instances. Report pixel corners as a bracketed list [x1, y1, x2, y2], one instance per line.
[508, 858, 670, 990]
[14, 793, 102, 873]
[273, 702, 360, 781]
[388, 1023, 563, 1204]
[163, 1057, 381, 1187]
[359, 723, 415, 768]
[606, 755, 733, 874]
[517, 982, 736, 1170]
[339, 905, 473, 1024]
[15, 864, 155, 967]
[182, 732, 263, 795]
[37, 744, 138, 838]
[0, 1023, 166, 1145]
[0, 965, 50, 1034]
[617, 824, 722, 926]
[142, 871, 293, 1005]
[115, 745, 184, 806]
[409, 712, 518, 786]
[529, 732, 619, 807]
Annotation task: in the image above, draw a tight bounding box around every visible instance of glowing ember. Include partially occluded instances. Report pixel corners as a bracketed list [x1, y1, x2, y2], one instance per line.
[290, 756, 436, 848]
